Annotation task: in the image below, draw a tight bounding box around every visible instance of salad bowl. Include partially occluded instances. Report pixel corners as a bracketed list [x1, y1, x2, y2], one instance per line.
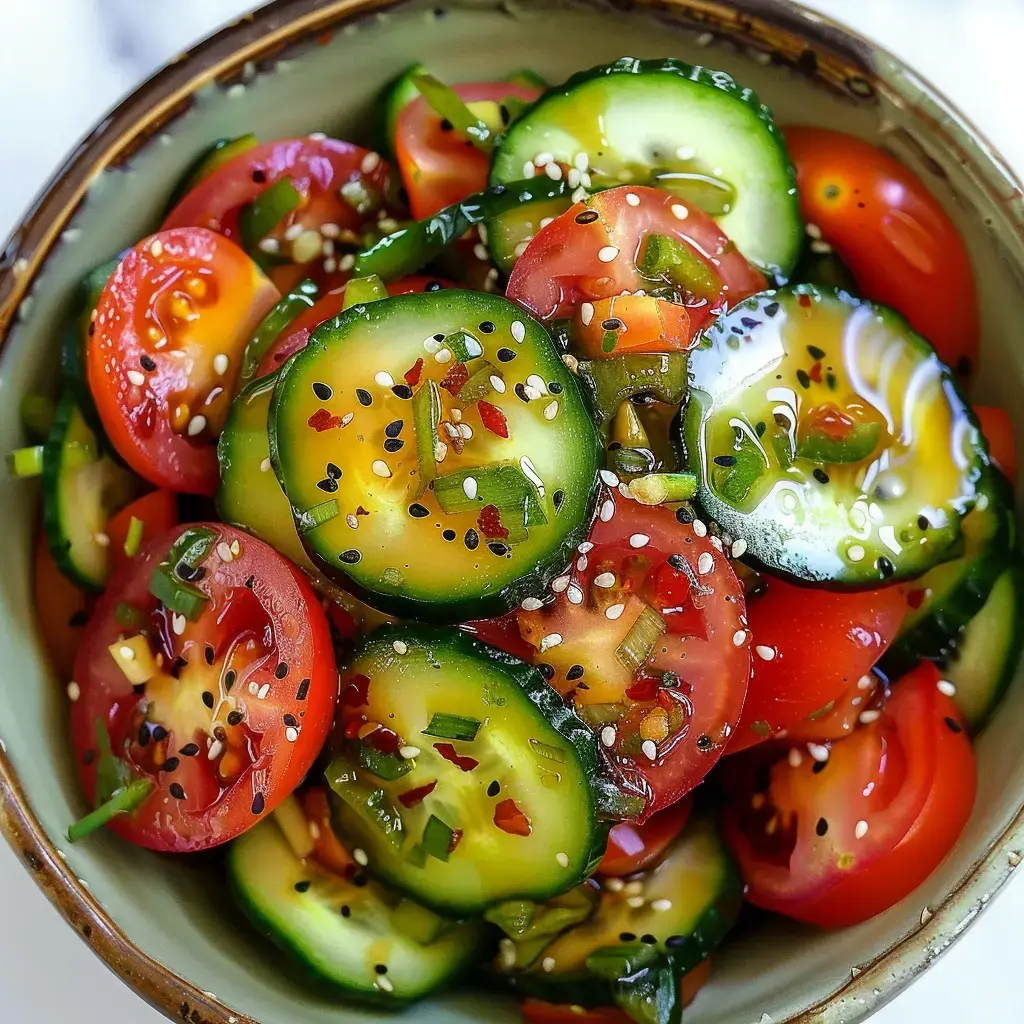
[1, 1, 1023, 1023]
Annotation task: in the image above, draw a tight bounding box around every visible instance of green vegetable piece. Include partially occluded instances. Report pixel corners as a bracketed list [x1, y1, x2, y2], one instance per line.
[239, 176, 302, 252]
[639, 233, 721, 303]
[342, 275, 388, 310]
[412, 379, 442, 498]
[93, 715, 133, 807]
[577, 354, 689, 428]
[8, 444, 45, 477]
[628, 472, 698, 505]
[608, 446, 657, 480]
[326, 760, 405, 850]
[413, 71, 494, 152]
[456, 362, 499, 404]
[615, 606, 667, 675]
[20, 395, 56, 440]
[796, 420, 882, 464]
[122, 515, 144, 558]
[433, 463, 547, 527]
[295, 498, 340, 533]
[590, 775, 647, 820]
[166, 134, 258, 212]
[355, 740, 413, 781]
[587, 945, 682, 1024]
[421, 814, 457, 862]
[443, 330, 485, 363]
[486, 886, 597, 967]
[240, 279, 319, 387]
[421, 712, 481, 741]
[148, 526, 216, 621]
[68, 779, 154, 844]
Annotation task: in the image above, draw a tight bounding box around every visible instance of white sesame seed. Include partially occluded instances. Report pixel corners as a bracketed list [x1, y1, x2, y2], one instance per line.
[711, 535, 723, 552]
[567, 168, 581, 188]
[545, 162, 563, 181]
[208, 739, 224, 760]
[374, 371, 395, 388]
[937, 679, 957, 697]
[490, 374, 507, 394]
[521, 597, 544, 611]
[629, 533, 650, 548]
[499, 938, 517, 969]
[807, 742, 830, 762]
[606, 603, 626, 620]
[258, 237, 280, 254]
[533, 152, 553, 167]
[150, 239, 164, 257]
[627, 896, 646, 908]
[127, 369, 146, 386]
[392, 640, 408, 655]
[540, 632, 563, 651]
[434, 347, 452, 364]
[756, 645, 776, 661]
[692, 519, 708, 537]
[594, 572, 616, 589]
[605, 877, 624, 893]
[67, 681, 80, 702]
[572, 152, 589, 172]
[544, 400, 559, 420]
[372, 460, 392, 478]
[556, 852, 570, 867]
[216, 542, 233, 562]
[920, 906, 933, 926]
[376, 975, 394, 994]
[598, 245, 619, 263]
[510, 320, 526, 343]
[523, 384, 543, 401]
[360, 151, 381, 174]
[399, 745, 420, 759]
[248, 681, 260, 696]
[93, 531, 110, 547]
[599, 469, 620, 487]
[623, 881, 644, 896]
[625, 192, 641, 207]
[522, 161, 536, 178]
[551, 574, 571, 593]
[581, 301, 595, 326]
[731, 538, 748, 558]
[339, 254, 356, 272]
[463, 477, 478, 500]
[286, 727, 299, 742]
[855, 820, 869, 839]
[670, 204, 689, 220]
[805, 222, 823, 240]
[172, 613, 186, 636]
[733, 629, 747, 646]
[601, 726, 617, 747]
[308, 821, 321, 842]
[260, 457, 272, 472]
[284, 222, 305, 242]
[859, 710, 881, 724]
[600, 499, 615, 522]
[676, 145, 696, 161]
[576, 554, 589, 571]
[340, 413, 353, 427]
[542, 957, 556, 973]
[642, 739, 658, 760]
[443, 422, 461, 439]
[353, 847, 369, 866]
[788, 748, 803, 768]
[346, 514, 358, 529]
[459, 424, 475, 440]
[450, 408, 462, 422]
[697, 551, 715, 575]
[651, 899, 672, 912]
[858, 675, 874, 690]
[187, 414, 207, 436]
[257, 682, 271, 700]
[566, 584, 584, 605]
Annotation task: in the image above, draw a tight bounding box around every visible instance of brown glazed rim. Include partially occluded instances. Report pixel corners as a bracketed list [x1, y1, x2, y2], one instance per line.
[1, 2, 1023, 1023]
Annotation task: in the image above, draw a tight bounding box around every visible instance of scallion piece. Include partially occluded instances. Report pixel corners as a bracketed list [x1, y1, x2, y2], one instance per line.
[122, 515, 145, 558]
[93, 716, 133, 806]
[68, 779, 154, 844]
[442, 330, 484, 363]
[8, 445, 44, 477]
[239, 279, 319, 387]
[628, 472, 698, 506]
[412, 379, 442, 498]
[413, 71, 494, 152]
[422, 712, 481, 741]
[614, 605, 667, 675]
[433, 463, 547, 527]
[148, 526, 216, 621]
[455, 362, 499, 404]
[796, 420, 881, 464]
[19, 395, 56, 439]
[295, 498, 339, 533]
[342, 275, 388, 310]
[421, 814, 457, 862]
[239, 176, 303, 252]
[638, 232, 722, 303]
[715, 444, 766, 505]
[355, 740, 413, 781]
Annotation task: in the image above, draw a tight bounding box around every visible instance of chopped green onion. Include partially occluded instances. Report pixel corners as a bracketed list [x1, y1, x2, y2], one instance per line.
[587, 944, 680, 1023]
[421, 814, 457, 862]
[412, 379, 442, 498]
[590, 776, 646, 820]
[8, 445, 44, 477]
[67, 779, 154, 844]
[422, 712, 481, 741]
[19, 395, 56, 439]
[443, 330, 485, 363]
[325, 760, 405, 849]
[355, 740, 413, 781]
[628, 472, 698, 506]
[412, 72, 494, 152]
[295, 498, 339, 533]
[122, 516, 144, 558]
[114, 602, 145, 628]
[615, 605, 667, 675]
[240, 279, 319, 387]
[148, 526, 216, 621]
[456, 362, 499, 404]
[715, 445, 766, 505]
[433, 463, 547, 527]
[239, 176, 303, 252]
[342, 275, 388, 310]
[796, 420, 881, 464]
[93, 716, 133, 806]
[577, 354, 689, 428]
[528, 738, 566, 764]
[638, 232, 722, 303]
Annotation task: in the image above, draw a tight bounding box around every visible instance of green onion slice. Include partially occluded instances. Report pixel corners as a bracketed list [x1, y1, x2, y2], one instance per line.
[412, 379, 442, 498]
[421, 814, 457, 862]
[67, 779, 154, 844]
[615, 605, 667, 675]
[295, 498, 340, 534]
[628, 472, 698, 506]
[412, 72, 494, 152]
[240, 279, 319, 387]
[422, 712, 481, 741]
[638, 233, 722, 303]
[433, 463, 547, 527]
[239, 176, 303, 252]
[455, 362, 499, 404]
[123, 516, 144, 558]
[148, 526, 216, 621]
[355, 740, 413, 781]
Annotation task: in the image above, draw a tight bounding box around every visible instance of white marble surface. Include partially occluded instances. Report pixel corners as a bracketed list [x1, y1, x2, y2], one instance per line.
[2, 1, 1024, 1021]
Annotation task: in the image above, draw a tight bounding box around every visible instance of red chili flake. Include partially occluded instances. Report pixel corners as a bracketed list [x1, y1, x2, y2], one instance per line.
[404, 358, 424, 386]
[398, 780, 437, 808]
[477, 504, 509, 540]
[809, 361, 823, 384]
[344, 717, 365, 739]
[328, 604, 357, 641]
[341, 673, 371, 708]
[433, 742, 479, 772]
[478, 401, 509, 438]
[798, 293, 812, 308]
[907, 589, 926, 610]
[440, 362, 469, 395]
[449, 828, 464, 854]
[625, 675, 660, 702]
[368, 727, 401, 754]
[493, 798, 532, 836]
[308, 408, 343, 432]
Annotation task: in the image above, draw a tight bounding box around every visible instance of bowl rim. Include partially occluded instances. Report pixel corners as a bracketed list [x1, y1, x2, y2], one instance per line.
[2, 1, 1023, 1022]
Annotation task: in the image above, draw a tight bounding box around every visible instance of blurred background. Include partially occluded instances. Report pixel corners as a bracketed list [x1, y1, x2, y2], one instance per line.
[1, 0, 1023, 1021]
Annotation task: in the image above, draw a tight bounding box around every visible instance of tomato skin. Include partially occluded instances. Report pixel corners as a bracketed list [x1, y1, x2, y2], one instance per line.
[975, 405, 1017, 482]
[395, 83, 540, 219]
[727, 577, 906, 753]
[70, 524, 337, 853]
[106, 490, 179, 576]
[89, 228, 279, 495]
[33, 531, 92, 682]
[598, 794, 693, 876]
[460, 611, 537, 663]
[785, 127, 978, 375]
[572, 295, 694, 359]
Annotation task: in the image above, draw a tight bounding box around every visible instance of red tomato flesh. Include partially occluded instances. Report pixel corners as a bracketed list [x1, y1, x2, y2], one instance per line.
[598, 794, 693, 876]
[105, 490, 179, 576]
[975, 405, 1017, 483]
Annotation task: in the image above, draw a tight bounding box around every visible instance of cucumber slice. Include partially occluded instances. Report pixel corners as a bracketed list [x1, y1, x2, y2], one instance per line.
[326, 624, 604, 917]
[497, 816, 740, 1014]
[943, 564, 1024, 731]
[682, 286, 987, 586]
[490, 57, 801, 279]
[228, 817, 484, 1005]
[376, 63, 428, 158]
[270, 290, 601, 622]
[42, 395, 140, 590]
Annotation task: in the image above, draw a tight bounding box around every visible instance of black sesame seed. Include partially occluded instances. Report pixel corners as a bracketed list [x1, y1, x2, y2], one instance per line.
[514, 382, 530, 403]
[225, 669, 236, 691]
[813, 468, 830, 485]
[179, 743, 200, 757]
[877, 556, 895, 579]
[917, 515, 929, 531]
[340, 549, 362, 564]
[665, 935, 686, 950]
[479, 321, 496, 334]
[296, 678, 310, 701]
[341, 904, 352, 917]
[283, 714, 297, 728]
[619, 931, 637, 942]
[675, 506, 694, 524]
[826, 371, 838, 390]
[488, 541, 510, 557]
[312, 382, 333, 401]
[252, 168, 267, 183]
[945, 716, 963, 734]
[205, 644, 215, 665]
[601, 317, 623, 332]
[170, 657, 187, 679]
[443, 529, 457, 541]
[244, 575, 255, 589]
[807, 345, 826, 360]
[316, 477, 339, 493]
[409, 503, 430, 518]
[356, 388, 372, 406]
[294, 880, 312, 893]
[812, 759, 827, 774]
[433, 333, 445, 342]
[764, 302, 780, 318]
[714, 455, 737, 467]
[169, 783, 186, 800]
[251, 792, 266, 815]
[566, 665, 585, 681]
[487, 780, 500, 797]
[326, 462, 342, 479]
[796, 369, 812, 390]
[383, 438, 405, 453]
[275, 662, 289, 679]
[741, 316, 761, 330]
[140, 354, 157, 372]
[151, 725, 167, 742]
[202, 691, 214, 709]
[227, 710, 244, 726]
[730, 324, 745, 335]
[353, 873, 369, 887]
[385, 419, 404, 438]
[816, 817, 829, 836]
[464, 528, 479, 550]
[696, 734, 713, 752]
[440, 118, 453, 131]
[391, 384, 414, 399]
[667, 554, 687, 571]
[641, 934, 657, 945]
[575, 210, 600, 224]
[538, 663, 555, 681]
[552, 489, 565, 512]
[162, 757, 180, 773]
[548, 381, 563, 394]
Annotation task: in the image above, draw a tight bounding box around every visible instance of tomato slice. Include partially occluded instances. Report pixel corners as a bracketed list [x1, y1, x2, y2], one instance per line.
[34, 530, 92, 682]
[507, 185, 765, 340]
[105, 490, 179, 576]
[518, 497, 749, 819]
[395, 83, 541, 219]
[785, 127, 979, 377]
[975, 405, 1017, 483]
[70, 524, 337, 852]
[89, 228, 279, 495]
[163, 137, 395, 282]
[598, 793, 693, 876]
[727, 575, 905, 753]
[572, 294, 694, 359]
[719, 663, 963, 914]
[255, 275, 455, 379]
[783, 672, 880, 744]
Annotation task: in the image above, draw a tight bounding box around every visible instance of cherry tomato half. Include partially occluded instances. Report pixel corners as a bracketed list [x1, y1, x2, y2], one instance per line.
[70, 524, 337, 852]
[785, 127, 979, 376]
[727, 575, 906, 753]
[975, 405, 1017, 483]
[106, 490, 179, 577]
[89, 228, 279, 495]
[598, 794, 693, 876]
[517, 496, 750, 820]
[720, 663, 973, 922]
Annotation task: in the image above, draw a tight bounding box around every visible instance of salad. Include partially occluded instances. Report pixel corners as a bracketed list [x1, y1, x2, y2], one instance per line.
[15, 53, 1020, 1024]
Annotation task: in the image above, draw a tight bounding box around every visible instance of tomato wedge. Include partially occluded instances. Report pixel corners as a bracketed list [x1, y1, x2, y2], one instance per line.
[89, 227, 279, 495]
[518, 497, 749, 819]
[976, 405, 1017, 483]
[785, 127, 978, 377]
[507, 185, 765, 344]
[598, 794, 693, 876]
[719, 663, 969, 919]
[727, 575, 905, 753]
[395, 83, 541, 218]
[70, 524, 337, 852]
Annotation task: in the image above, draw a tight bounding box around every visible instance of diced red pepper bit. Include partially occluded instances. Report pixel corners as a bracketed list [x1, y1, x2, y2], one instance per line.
[404, 357, 424, 386]
[368, 726, 401, 754]
[907, 588, 927, 610]
[478, 400, 509, 439]
[341, 673, 371, 707]
[477, 504, 510, 540]
[494, 798, 532, 836]
[440, 362, 469, 395]
[449, 828, 464, 854]
[809, 361, 823, 384]
[625, 674, 660, 702]
[434, 742, 479, 772]
[398, 780, 438, 808]
[308, 408, 343, 431]
[343, 717, 365, 739]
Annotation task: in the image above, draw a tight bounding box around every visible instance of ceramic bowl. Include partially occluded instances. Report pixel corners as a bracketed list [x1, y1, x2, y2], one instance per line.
[2, 1, 1023, 1022]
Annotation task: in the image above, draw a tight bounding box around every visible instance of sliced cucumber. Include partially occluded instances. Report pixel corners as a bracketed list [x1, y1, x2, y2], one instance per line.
[376, 63, 427, 158]
[228, 817, 485, 1005]
[270, 290, 601, 622]
[943, 564, 1024, 731]
[490, 57, 801, 279]
[42, 395, 140, 591]
[497, 816, 740, 1018]
[682, 286, 987, 586]
[326, 624, 604, 917]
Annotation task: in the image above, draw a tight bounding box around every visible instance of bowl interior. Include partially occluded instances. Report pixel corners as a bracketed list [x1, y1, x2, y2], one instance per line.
[3, 1, 1024, 1022]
